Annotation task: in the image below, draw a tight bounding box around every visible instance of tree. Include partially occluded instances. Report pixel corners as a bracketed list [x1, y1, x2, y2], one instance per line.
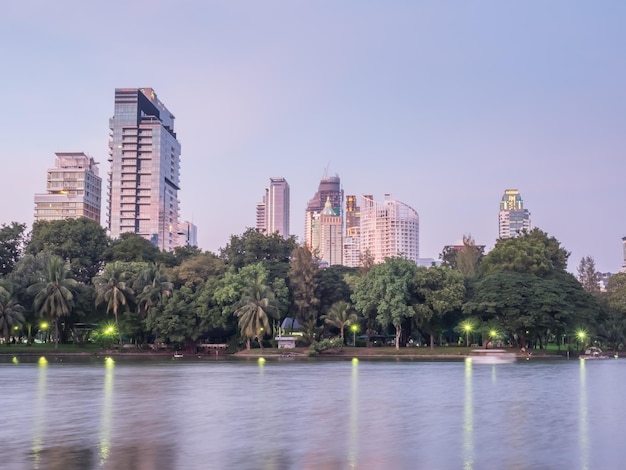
[220, 228, 297, 281]
[577, 256, 600, 293]
[321, 300, 358, 339]
[171, 252, 225, 289]
[93, 262, 135, 344]
[146, 286, 200, 351]
[134, 263, 174, 318]
[288, 246, 320, 326]
[314, 265, 355, 317]
[352, 257, 418, 350]
[439, 235, 484, 277]
[103, 232, 160, 263]
[413, 266, 465, 349]
[481, 228, 569, 277]
[0, 222, 27, 277]
[0, 282, 25, 345]
[234, 268, 279, 350]
[27, 255, 77, 349]
[27, 218, 110, 284]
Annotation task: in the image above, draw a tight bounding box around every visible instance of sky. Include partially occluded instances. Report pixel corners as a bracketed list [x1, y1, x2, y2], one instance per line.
[1, 0, 625, 273]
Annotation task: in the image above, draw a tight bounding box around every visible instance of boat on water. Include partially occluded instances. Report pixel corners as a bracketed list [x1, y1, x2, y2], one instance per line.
[580, 347, 609, 360]
[173, 352, 184, 358]
[469, 349, 517, 364]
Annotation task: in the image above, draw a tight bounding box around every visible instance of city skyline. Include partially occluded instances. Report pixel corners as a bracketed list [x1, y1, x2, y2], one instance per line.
[2, 2, 625, 273]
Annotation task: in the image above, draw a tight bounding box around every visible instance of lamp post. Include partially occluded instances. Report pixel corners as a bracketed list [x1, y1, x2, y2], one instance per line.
[463, 323, 473, 347]
[40, 322, 49, 343]
[350, 324, 359, 347]
[577, 330, 587, 351]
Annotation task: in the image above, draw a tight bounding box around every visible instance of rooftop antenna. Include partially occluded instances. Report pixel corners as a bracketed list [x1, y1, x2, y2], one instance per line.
[323, 161, 330, 179]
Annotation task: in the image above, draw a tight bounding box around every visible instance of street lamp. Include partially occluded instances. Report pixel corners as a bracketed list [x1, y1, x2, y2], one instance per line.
[40, 322, 49, 343]
[350, 324, 359, 347]
[462, 322, 473, 347]
[577, 330, 587, 351]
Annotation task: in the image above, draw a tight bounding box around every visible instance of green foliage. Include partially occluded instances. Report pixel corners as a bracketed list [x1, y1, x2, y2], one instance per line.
[321, 300, 358, 338]
[0, 222, 26, 277]
[288, 246, 320, 324]
[92, 262, 135, 344]
[0, 282, 25, 344]
[577, 256, 600, 293]
[27, 218, 110, 284]
[146, 286, 200, 349]
[308, 337, 344, 356]
[103, 232, 160, 263]
[481, 228, 569, 277]
[27, 255, 78, 349]
[220, 228, 297, 281]
[439, 235, 484, 277]
[352, 257, 418, 349]
[315, 265, 355, 316]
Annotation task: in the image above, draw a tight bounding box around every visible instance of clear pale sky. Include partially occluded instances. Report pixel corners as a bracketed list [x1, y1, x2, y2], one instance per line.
[2, 1, 625, 273]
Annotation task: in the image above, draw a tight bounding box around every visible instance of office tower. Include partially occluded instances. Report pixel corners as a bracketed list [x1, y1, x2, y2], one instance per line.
[178, 220, 198, 247]
[304, 174, 343, 254]
[256, 177, 290, 237]
[498, 189, 531, 239]
[108, 88, 181, 251]
[360, 194, 419, 264]
[319, 197, 343, 266]
[34, 152, 102, 223]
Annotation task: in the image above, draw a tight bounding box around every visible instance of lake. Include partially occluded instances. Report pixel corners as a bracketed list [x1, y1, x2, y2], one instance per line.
[0, 355, 624, 469]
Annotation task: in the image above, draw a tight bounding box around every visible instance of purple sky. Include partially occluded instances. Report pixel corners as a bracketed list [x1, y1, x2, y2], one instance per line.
[2, 1, 625, 273]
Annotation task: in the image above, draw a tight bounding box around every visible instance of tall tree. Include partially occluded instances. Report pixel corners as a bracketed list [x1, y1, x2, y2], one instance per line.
[92, 262, 135, 344]
[103, 232, 160, 263]
[321, 300, 358, 339]
[27, 255, 77, 349]
[577, 256, 600, 293]
[352, 257, 418, 350]
[27, 218, 109, 284]
[288, 246, 320, 325]
[234, 267, 279, 350]
[414, 266, 465, 349]
[480, 228, 569, 277]
[0, 282, 25, 345]
[0, 222, 27, 277]
[134, 263, 174, 318]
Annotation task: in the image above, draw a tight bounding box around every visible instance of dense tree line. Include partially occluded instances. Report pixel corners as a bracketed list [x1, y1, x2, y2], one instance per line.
[0, 219, 623, 352]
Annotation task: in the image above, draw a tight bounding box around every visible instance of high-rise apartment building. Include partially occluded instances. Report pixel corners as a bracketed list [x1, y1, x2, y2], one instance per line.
[34, 152, 102, 223]
[305, 174, 343, 254]
[256, 177, 290, 237]
[360, 194, 419, 264]
[498, 189, 531, 239]
[108, 88, 181, 251]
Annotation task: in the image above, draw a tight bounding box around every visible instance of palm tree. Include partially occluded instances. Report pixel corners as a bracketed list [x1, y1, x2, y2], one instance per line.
[135, 263, 173, 318]
[321, 300, 358, 339]
[27, 255, 77, 349]
[234, 272, 279, 350]
[0, 284, 25, 345]
[93, 262, 134, 345]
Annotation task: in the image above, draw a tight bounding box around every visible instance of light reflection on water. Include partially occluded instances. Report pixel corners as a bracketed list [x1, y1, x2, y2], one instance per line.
[1, 356, 626, 469]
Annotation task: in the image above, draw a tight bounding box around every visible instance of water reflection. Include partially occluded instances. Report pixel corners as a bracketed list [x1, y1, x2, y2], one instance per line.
[579, 359, 589, 470]
[31, 357, 47, 469]
[348, 358, 359, 469]
[463, 358, 473, 470]
[99, 357, 115, 466]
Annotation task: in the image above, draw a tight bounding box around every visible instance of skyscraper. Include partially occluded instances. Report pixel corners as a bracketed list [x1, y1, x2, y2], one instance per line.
[108, 88, 181, 251]
[498, 189, 531, 239]
[256, 177, 290, 237]
[304, 174, 343, 254]
[34, 152, 102, 223]
[360, 194, 419, 264]
[319, 197, 343, 266]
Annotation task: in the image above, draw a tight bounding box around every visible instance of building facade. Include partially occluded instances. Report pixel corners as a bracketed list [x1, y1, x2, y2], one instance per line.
[304, 174, 343, 255]
[178, 220, 198, 247]
[359, 194, 419, 264]
[498, 189, 531, 239]
[34, 152, 102, 223]
[107, 88, 181, 251]
[319, 197, 343, 266]
[256, 177, 290, 237]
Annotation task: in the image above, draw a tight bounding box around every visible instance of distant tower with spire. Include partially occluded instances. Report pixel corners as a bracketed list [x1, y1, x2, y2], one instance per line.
[304, 171, 343, 259]
[318, 196, 343, 266]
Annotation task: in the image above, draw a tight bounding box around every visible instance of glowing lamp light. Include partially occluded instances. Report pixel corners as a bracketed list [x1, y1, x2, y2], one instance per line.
[258, 357, 266, 365]
[38, 357, 48, 366]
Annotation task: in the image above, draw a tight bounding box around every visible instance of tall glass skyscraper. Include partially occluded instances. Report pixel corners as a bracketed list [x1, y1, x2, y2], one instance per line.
[107, 88, 181, 251]
[498, 189, 531, 239]
[257, 177, 290, 238]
